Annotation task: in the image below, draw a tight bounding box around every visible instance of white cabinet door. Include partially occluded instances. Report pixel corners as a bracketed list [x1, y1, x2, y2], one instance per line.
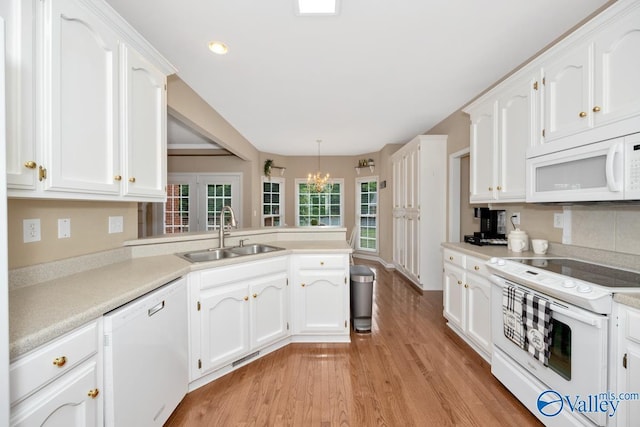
[621, 344, 640, 426]
[543, 42, 594, 143]
[42, 0, 120, 195]
[443, 263, 465, 330]
[469, 102, 497, 202]
[10, 359, 101, 427]
[465, 271, 492, 356]
[199, 283, 250, 372]
[294, 271, 347, 334]
[392, 210, 405, 268]
[593, 5, 640, 128]
[404, 211, 420, 282]
[496, 76, 535, 201]
[3, 0, 38, 190]
[121, 44, 167, 200]
[250, 273, 289, 349]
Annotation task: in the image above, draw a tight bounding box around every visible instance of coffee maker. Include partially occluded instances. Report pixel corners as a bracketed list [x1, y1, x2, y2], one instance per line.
[464, 208, 507, 246]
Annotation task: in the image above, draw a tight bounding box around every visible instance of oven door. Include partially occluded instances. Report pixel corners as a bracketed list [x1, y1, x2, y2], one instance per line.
[491, 277, 608, 426]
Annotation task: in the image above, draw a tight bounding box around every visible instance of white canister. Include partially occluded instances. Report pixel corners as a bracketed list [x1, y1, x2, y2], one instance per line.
[508, 229, 529, 252]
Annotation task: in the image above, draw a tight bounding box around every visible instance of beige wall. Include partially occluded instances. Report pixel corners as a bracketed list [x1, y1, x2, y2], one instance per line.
[7, 199, 137, 269]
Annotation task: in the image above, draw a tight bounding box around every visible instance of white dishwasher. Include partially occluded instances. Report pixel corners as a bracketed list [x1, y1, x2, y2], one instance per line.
[103, 276, 188, 426]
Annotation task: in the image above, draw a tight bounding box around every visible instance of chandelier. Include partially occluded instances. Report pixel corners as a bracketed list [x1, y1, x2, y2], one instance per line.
[307, 139, 332, 193]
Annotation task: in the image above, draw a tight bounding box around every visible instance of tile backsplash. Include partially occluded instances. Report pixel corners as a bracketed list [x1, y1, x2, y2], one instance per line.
[571, 205, 640, 255]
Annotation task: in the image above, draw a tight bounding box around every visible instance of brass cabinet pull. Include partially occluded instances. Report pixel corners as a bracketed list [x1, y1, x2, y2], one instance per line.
[474, 266, 480, 271]
[449, 256, 453, 261]
[24, 161, 37, 169]
[114, 175, 122, 181]
[593, 106, 601, 113]
[243, 296, 249, 301]
[320, 261, 324, 266]
[253, 293, 257, 298]
[301, 283, 306, 287]
[128, 177, 136, 183]
[87, 389, 99, 399]
[457, 280, 462, 285]
[488, 187, 493, 191]
[38, 166, 47, 181]
[464, 284, 469, 289]
[496, 185, 502, 191]
[53, 356, 67, 367]
[579, 111, 587, 118]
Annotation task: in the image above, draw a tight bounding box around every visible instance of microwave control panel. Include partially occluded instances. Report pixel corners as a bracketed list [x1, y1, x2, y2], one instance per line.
[625, 133, 640, 199]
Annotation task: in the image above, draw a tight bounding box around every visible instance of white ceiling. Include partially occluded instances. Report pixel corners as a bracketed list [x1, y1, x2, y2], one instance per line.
[106, 0, 609, 156]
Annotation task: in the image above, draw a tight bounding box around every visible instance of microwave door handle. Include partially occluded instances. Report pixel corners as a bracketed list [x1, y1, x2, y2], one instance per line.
[605, 142, 623, 192]
[550, 303, 603, 328]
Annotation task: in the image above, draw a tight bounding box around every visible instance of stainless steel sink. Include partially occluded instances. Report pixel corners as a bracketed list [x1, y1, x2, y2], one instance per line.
[228, 244, 284, 256]
[177, 244, 284, 263]
[178, 248, 240, 263]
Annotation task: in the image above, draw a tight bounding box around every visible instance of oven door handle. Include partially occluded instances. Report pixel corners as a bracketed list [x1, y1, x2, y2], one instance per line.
[550, 303, 603, 328]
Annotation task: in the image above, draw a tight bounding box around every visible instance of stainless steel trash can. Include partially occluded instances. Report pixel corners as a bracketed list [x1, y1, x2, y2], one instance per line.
[350, 265, 374, 332]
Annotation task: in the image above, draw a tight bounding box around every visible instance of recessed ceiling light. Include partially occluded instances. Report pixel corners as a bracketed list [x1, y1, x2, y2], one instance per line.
[208, 41, 228, 55]
[296, 0, 339, 15]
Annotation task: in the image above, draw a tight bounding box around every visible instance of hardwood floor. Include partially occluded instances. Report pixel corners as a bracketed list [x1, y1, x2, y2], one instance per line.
[165, 261, 542, 426]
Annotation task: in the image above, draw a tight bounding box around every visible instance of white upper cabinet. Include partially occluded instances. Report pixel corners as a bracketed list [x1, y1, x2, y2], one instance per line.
[542, 42, 594, 143]
[43, 0, 120, 196]
[529, 0, 640, 157]
[593, 5, 640, 128]
[466, 73, 534, 203]
[121, 44, 167, 199]
[6, 0, 175, 201]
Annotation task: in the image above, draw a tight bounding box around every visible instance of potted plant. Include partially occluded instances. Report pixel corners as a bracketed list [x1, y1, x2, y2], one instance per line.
[263, 159, 273, 178]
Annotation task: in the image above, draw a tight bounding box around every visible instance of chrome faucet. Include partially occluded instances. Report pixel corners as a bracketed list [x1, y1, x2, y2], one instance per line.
[219, 206, 237, 248]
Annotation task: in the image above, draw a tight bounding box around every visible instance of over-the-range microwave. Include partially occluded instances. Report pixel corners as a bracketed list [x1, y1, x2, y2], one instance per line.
[526, 132, 640, 202]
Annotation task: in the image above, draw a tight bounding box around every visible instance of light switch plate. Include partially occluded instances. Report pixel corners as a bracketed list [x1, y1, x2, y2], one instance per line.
[108, 216, 124, 234]
[23, 218, 41, 243]
[58, 218, 71, 239]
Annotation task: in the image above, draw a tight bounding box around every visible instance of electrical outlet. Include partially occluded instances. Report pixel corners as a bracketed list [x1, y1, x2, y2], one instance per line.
[108, 216, 124, 234]
[511, 212, 520, 226]
[554, 212, 564, 228]
[58, 218, 71, 239]
[23, 218, 41, 243]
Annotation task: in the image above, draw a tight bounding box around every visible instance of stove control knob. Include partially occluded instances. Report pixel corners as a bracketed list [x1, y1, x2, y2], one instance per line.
[562, 280, 576, 288]
[497, 259, 506, 266]
[489, 257, 498, 264]
[577, 285, 593, 293]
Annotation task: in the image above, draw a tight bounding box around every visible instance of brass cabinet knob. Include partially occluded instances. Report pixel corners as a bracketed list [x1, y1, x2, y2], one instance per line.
[496, 185, 502, 191]
[449, 256, 453, 261]
[474, 266, 480, 271]
[464, 284, 469, 289]
[24, 161, 37, 169]
[243, 296, 249, 301]
[53, 356, 67, 367]
[128, 177, 136, 183]
[114, 175, 122, 181]
[253, 293, 257, 298]
[579, 111, 587, 118]
[320, 261, 324, 266]
[301, 283, 306, 287]
[457, 280, 462, 285]
[87, 389, 100, 399]
[593, 106, 601, 113]
[488, 187, 493, 191]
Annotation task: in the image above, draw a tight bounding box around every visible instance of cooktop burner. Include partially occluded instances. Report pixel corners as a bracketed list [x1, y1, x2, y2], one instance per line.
[510, 258, 640, 289]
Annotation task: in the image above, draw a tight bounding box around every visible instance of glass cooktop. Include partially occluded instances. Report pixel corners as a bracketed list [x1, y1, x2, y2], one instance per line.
[511, 258, 640, 288]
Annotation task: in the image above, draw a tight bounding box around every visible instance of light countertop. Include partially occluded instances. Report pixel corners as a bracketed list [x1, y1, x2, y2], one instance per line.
[9, 239, 351, 359]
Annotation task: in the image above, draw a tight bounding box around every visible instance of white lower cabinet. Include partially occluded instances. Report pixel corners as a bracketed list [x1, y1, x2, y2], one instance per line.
[9, 320, 103, 427]
[190, 257, 290, 380]
[615, 302, 640, 427]
[442, 249, 492, 361]
[291, 254, 350, 338]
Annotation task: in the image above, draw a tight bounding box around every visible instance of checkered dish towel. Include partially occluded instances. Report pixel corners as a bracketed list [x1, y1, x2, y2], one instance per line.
[523, 293, 553, 366]
[502, 285, 525, 349]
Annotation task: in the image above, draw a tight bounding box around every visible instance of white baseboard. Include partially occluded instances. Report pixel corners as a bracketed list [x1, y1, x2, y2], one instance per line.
[352, 253, 395, 269]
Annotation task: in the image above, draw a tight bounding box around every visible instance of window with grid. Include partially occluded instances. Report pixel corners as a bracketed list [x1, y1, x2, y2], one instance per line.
[262, 177, 285, 226]
[165, 184, 190, 234]
[206, 184, 233, 230]
[357, 178, 378, 252]
[296, 179, 343, 226]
